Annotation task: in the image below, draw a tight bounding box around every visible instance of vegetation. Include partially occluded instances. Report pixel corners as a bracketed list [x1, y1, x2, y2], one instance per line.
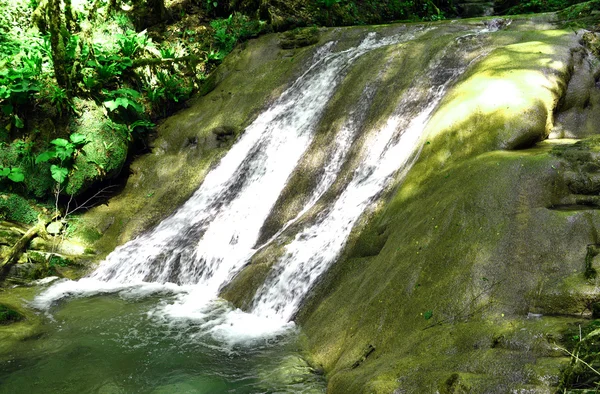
[0, 0, 270, 221]
[497, 0, 590, 14]
[559, 320, 600, 390]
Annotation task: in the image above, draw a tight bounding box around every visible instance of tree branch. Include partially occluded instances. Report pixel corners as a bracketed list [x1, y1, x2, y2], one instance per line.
[0, 215, 53, 277]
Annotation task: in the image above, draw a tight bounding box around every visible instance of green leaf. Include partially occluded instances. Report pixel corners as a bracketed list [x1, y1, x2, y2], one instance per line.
[0, 167, 9, 177]
[116, 88, 140, 98]
[50, 138, 69, 147]
[35, 151, 56, 164]
[14, 115, 24, 129]
[55, 146, 74, 161]
[121, 57, 133, 67]
[423, 310, 433, 320]
[103, 100, 119, 112]
[50, 165, 68, 184]
[130, 120, 155, 130]
[8, 168, 24, 183]
[104, 97, 143, 113]
[127, 100, 144, 113]
[69, 133, 87, 144]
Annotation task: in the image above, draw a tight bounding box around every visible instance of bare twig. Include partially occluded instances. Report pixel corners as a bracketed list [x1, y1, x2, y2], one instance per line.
[64, 185, 118, 216]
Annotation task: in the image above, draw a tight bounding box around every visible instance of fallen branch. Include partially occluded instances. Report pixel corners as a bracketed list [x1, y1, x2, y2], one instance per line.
[0, 215, 53, 277]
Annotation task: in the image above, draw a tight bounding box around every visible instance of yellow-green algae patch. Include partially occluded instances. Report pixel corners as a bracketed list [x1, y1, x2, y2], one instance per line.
[296, 27, 593, 392]
[0, 286, 43, 356]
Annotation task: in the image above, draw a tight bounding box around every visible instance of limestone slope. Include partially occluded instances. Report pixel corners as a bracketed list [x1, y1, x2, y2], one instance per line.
[297, 23, 600, 393]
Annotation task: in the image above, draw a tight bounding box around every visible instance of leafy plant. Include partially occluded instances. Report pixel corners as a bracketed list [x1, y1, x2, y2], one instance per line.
[46, 83, 73, 115]
[103, 88, 144, 113]
[49, 255, 70, 268]
[0, 66, 41, 128]
[87, 54, 133, 85]
[206, 49, 226, 63]
[115, 30, 151, 58]
[159, 45, 176, 59]
[35, 133, 87, 184]
[145, 86, 166, 104]
[106, 118, 154, 142]
[156, 72, 192, 103]
[0, 166, 24, 182]
[210, 13, 265, 55]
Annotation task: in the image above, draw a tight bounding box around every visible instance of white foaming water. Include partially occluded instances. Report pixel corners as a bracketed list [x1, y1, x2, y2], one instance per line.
[250, 43, 485, 322]
[33, 30, 429, 340]
[257, 85, 376, 250]
[251, 104, 436, 321]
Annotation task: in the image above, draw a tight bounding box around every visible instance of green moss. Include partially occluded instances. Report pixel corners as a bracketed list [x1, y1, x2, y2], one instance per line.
[0, 304, 23, 324]
[292, 26, 589, 392]
[558, 0, 600, 21]
[279, 27, 320, 49]
[75, 225, 103, 243]
[65, 100, 129, 196]
[221, 243, 286, 309]
[0, 194, 39, 224]
[0, 287, 44, 354]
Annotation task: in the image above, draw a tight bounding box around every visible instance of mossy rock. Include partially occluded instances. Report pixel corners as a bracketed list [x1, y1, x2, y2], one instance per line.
[583, 31, 600, 57]
[279, 27, 320, 49]
[292, 23, 590, 393]
[0, 304, 23, 325]
[64, 99, 129, 196]
[557, 0, 600, 26]
[0, 194, 40, 225]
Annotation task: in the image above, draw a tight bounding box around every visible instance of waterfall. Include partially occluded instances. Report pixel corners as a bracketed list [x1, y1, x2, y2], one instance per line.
[250, 38, 483, 322]
[33, 28, 427, 309]
[33, 24, 494, 342]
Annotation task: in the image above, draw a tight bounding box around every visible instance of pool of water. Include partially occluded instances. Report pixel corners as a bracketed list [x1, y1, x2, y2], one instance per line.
[0, 288, 325, 394]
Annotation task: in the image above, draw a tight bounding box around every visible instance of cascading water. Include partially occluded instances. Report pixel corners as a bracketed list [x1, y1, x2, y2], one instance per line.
[33, 29, 429, 313]
[33, 24, 497, 343]
[251, 34, 487, 322]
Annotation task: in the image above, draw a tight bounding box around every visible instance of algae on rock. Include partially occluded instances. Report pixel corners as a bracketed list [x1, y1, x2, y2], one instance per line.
[290, 21, 600, 394]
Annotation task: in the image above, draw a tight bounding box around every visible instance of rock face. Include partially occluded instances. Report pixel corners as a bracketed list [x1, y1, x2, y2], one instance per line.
[293, 22, 600, 394]
[78, 13, 600, 393]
